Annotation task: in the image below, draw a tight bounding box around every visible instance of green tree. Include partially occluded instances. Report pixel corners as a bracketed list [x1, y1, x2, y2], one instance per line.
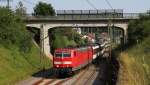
[68, 40, 77, 46]
[0, 7, 32, 53]
[50, 27, 88, 54]
[33, 2, 55, 16]
[128, 14, 150, 45]
[15, 1, 26, 17]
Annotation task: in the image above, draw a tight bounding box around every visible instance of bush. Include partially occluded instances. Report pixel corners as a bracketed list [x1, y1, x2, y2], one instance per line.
[50, 28, 89, 54]
[128, 15, 150, 45]
[68, 40, 77, 46]
[0, 7, 32, 53]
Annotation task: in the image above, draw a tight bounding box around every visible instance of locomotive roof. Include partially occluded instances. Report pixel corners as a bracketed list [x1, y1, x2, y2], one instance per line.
[55, 44, 99, 52]
[55, 46, 90, 52]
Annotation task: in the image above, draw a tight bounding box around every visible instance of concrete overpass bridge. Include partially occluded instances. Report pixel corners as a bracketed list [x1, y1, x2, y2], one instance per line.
[24, 10, 140, 59]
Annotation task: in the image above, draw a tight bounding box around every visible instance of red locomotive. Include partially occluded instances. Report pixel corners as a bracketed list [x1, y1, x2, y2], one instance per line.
[53, 44, 101, 74]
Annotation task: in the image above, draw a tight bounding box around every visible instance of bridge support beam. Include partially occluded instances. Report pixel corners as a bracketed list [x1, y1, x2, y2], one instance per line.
[40, 24, 53, 60]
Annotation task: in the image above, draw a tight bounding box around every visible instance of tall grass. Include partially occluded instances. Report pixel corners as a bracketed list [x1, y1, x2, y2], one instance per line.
[117, 37, 150, 85]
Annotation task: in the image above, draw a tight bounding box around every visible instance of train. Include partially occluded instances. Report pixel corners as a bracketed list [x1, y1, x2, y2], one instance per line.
[53, 44, 101, 75]
[98, 32, 111, 59]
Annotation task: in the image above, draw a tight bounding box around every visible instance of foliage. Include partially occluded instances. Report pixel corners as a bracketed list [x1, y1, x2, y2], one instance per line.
[50, 28, 87, 54]
[68, 40, 77, 46]
[15, 1, 27, 17]
[73, 33, 86, 45]
[33, 2, 55, 16]
[128, 14, 150, 45]
[52, 35, 67, 49]
[0, 7, 32, 53]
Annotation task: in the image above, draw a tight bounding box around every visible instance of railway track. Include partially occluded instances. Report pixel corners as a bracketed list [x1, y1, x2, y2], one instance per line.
[71, 67, 90, 85]
[32, 78, 67, 85]
[31, 64, 97, 85]
[71, 65, 98, 85]
[31, 67, 87, 85]
[31, 75, 71, 85]
[83, 69, 97, 85]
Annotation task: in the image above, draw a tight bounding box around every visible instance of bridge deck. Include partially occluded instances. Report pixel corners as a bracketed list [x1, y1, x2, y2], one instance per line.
[24, 13, 144, 21]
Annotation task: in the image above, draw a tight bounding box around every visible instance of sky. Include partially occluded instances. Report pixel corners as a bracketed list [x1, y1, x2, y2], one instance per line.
[0, 0, 150, 13]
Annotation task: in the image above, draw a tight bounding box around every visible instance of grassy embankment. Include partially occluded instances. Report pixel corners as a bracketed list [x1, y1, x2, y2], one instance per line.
[0, 44, 51, 85]
[117, 37, 150, 85]
[0, 7, 52, 85]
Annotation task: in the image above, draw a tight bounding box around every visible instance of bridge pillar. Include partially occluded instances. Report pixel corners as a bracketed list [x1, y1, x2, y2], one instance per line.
[123, 26, 128, 44]
[114, 23, 128, 44]
[40, 24, 53, 60]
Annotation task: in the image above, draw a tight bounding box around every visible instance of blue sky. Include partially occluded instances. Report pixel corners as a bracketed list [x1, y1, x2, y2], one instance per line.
[0, 0, 150, 13]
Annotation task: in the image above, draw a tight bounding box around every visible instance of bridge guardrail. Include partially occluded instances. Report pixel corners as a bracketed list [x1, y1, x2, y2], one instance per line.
[24, 13, 149, 20]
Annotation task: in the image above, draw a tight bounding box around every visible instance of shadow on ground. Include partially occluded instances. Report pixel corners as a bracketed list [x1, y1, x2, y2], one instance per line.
[32, 68, 74, 79]
[32, 68, 56, 78]
[92, 51, 120, 85]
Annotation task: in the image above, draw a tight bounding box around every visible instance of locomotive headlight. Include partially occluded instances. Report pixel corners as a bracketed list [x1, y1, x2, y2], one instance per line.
[54, 61, 72, 65]
[56, 65, 59, 68]
[54, 61, 61, 64]
[63, 61, 72, 64]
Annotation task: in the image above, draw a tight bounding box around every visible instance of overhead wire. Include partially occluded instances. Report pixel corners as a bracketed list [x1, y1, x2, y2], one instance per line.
[104, 0, 114, 62]
[86, 0, 98, 10]
[21, 0, 36, 5]
[104, 0, 113, 10]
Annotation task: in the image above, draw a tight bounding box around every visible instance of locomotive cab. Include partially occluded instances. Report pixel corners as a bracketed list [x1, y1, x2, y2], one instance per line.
[53, 49, 73, 74]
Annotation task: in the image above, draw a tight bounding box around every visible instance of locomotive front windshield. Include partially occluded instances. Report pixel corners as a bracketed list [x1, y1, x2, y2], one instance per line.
[55, 52, 71, 57]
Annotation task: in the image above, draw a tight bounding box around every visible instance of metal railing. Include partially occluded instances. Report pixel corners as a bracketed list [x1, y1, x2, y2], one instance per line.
[24, 13, 149, 20]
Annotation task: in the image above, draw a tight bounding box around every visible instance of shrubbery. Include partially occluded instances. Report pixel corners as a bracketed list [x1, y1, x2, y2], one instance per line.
[50, 28, 87, 54]
[0, 7, 32, 53]
[128, 14, 150, 45]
